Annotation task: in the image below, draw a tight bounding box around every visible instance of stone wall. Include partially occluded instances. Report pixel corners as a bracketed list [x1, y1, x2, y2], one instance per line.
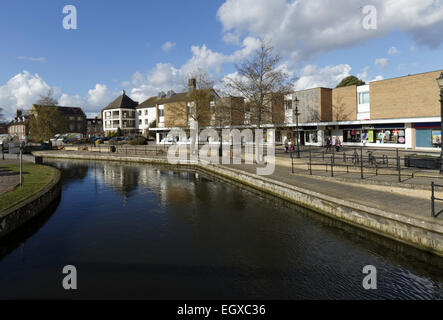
[0, 167, 61, 239]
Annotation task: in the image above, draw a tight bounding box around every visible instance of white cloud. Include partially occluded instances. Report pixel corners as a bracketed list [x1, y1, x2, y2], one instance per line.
[0, 71, 115, 120]
[122, 38, 262, 102]
[375, 58, 389, 69]
[16, 56, 45, 63]
[162, 41, 176, 53]
[388, 46, 400, 55]
[217, 0, 443, 61]
[294, 64, 351, 90]
[370, 75, 384, 82]
[0, 71, 51, 119]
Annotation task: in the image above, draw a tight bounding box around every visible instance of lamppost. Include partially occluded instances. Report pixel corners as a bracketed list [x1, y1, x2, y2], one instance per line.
[294, 96, 301, 158]
[437, 72, 443, 174]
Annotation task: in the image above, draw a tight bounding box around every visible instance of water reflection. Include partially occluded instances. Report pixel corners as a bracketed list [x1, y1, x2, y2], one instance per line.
[0, 159, 441, 300]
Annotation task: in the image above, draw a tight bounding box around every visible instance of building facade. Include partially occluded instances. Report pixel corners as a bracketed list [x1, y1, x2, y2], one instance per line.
[7, 110, 30, 142]
[102, 91, 138, 135]
[30, 104, 87, 135]
[87, 117, 104, 137]
[277, 70, 443, 150]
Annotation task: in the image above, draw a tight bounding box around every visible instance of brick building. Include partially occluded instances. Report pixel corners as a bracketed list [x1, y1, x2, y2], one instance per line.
[279, 69, 443, 150]
[7, 110, 30, 142]
[30, 104, 87, 135]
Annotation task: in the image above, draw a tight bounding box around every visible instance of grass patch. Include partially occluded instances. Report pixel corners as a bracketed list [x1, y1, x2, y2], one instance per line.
[0, 163, 56, 212]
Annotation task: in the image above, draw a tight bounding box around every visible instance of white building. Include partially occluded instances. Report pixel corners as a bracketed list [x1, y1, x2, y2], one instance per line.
[102, 91, 139, 135]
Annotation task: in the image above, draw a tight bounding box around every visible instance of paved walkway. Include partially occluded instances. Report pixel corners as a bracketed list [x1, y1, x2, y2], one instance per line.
[0, 160, 20, 195]
[224, 162, 443, 224]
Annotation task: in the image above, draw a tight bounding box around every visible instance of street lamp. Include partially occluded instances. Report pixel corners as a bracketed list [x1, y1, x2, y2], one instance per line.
[437, 72, 443, 174]
[294, 96, 301, 158]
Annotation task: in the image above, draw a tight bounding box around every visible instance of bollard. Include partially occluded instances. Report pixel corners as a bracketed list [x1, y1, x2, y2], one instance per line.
[331, 156, 334, 177]
[360, 146, 363, 179]
[291, 152, 294, 174]
[431, 182, 435, 217]
[398, 156, 401, 182]
[309, 146, 312, 175]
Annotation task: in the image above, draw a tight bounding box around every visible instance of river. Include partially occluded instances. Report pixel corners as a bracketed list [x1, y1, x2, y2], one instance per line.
[0, 159, 441, 299]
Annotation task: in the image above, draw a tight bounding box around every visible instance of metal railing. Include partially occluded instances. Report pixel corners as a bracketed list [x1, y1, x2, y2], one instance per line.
[288, 145, 438, 182]
[431, 182, 443, 218]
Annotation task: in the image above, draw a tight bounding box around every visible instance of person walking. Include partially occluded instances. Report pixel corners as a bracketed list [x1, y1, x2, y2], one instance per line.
[335, 136, 341, 152]
[284, 138, 289, 153]
[325, 136, 332, 153]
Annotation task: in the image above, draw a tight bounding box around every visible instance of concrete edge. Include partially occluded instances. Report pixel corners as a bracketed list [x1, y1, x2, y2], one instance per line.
[34, 151, 443, 257]
[0, 165, 61, 238]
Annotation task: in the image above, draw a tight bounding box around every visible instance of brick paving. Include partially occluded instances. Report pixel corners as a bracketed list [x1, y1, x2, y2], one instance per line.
[0, 160, 20, 195]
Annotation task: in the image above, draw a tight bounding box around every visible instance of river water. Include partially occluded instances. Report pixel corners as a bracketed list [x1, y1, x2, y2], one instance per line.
[0, 159, 441, 299]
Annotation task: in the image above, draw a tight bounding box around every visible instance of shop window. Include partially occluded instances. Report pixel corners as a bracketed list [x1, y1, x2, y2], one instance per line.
[344, 130, 361, 143]
[375, 129, 405, 144]
[305, 130, 318, 143]
[432, 130, 441, 148]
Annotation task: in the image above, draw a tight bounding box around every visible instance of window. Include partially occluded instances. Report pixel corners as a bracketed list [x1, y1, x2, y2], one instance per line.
[285, 100, 293, 111]
[305, 131, 318, 143]
[343, 130, 362, 143]
[374, 129, 405, 144]
[145, 110, 148, 115]
[139, 119, 142, 125]
[158, 109, 164, 117]
[188, 102, 194, 116]
[358, 92, 370, 104]
[138, 110, 142, 115]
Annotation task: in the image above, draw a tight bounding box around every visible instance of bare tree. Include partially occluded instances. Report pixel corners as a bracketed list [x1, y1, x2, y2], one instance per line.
[223, 40, 295, 129]
[36, 89, 58, 106]
[332, 96, 352, 121]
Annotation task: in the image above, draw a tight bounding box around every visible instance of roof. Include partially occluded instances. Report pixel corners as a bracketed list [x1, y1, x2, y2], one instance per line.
[137, 89, 217, 108]
[103, 91, 138, 110]
[32, 105, 86, 116]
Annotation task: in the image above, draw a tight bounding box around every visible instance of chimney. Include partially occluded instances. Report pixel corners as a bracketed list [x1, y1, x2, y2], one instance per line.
[16, 109, 22, 118]
[188, 78, 197, 93]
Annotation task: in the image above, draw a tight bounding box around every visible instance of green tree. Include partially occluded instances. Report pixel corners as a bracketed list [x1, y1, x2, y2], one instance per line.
[336, 76, 366, 88]
[28, 106, 68, 142]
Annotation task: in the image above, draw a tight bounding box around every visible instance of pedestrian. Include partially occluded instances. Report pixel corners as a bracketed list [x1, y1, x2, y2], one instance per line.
[335, 136, 341, 152]
[325, 136, 332, 153]
[284, 138, 289, 153]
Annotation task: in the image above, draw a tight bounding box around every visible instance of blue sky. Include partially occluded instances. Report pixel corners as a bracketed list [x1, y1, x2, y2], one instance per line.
[1, 0, 442, 119]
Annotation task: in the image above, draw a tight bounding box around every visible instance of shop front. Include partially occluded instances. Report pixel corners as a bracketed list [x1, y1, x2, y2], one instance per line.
[341, 123, 410, 148]
[414, 122, 441, 149]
